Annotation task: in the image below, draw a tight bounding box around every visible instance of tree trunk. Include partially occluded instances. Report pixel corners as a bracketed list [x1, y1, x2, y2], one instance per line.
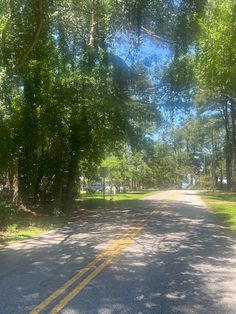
[63, 160, 77, 213]
[12, 173, 20, 205]
[11, 156, 29, 207]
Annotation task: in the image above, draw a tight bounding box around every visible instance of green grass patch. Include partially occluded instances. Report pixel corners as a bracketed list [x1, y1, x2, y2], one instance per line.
[76, 190, 160, 210]
[0, 218, 65, 247]
[79, 189, 159, 201]
[1, 226, 47, 245]
[200, 191, 236, 202]
[0, 201, 66, 247]
[199, 191, 236, 233]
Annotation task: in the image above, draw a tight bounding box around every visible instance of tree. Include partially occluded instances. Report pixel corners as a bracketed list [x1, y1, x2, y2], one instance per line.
[102, 147, 154, 190]
[0, 0, 161, 210]
[194, 0, 236, 190]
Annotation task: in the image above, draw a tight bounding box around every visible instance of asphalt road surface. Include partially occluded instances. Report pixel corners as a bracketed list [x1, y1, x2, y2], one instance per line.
[1, 190, 236, 314]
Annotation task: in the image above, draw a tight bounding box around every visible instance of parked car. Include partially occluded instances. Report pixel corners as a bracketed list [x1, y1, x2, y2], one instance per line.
[86, 183, 105, 193]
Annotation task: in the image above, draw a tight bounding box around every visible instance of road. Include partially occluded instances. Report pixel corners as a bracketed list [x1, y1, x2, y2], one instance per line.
[0, 190, 236, 314]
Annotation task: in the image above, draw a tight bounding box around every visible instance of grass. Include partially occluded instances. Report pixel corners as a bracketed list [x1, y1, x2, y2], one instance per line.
[0, 201, 65, 247]
[1, 226, 48, 244]
[77, 190, 160, 208]
[199, 191, 236, 233]
[0, 190, 160, 247]
[80, 189, 159, 201]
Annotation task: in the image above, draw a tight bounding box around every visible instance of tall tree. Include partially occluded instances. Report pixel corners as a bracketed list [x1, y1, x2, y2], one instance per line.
[0, 0, 162, 210]
[195, 0, 236, 190]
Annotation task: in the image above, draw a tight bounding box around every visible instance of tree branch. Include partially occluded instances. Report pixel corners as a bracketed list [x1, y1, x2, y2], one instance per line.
[141, 26, 174, 45]
[14, 0, 43, 71]
[220, 92, 236, 103]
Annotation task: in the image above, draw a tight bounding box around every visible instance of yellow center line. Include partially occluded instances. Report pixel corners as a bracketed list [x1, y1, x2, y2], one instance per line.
[30, 191, 179, 314]
[49, 222, 148, 314]
[30, 220, 151, 314]
[30, 227, 139, 314]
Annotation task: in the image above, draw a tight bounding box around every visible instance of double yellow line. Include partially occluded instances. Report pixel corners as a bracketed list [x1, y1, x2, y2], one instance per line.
[30, 192, 178, 314]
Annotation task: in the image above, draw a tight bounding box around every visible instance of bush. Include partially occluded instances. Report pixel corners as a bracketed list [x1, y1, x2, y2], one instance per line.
[0, 201, 18, 228]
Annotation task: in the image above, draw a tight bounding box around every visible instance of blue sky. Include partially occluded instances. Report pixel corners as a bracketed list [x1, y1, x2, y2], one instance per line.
[113, 32, 191, 141]
[113, 31, 171, 69]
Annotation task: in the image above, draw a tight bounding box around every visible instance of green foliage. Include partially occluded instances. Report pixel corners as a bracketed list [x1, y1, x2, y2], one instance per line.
[6, 223, 17, 233]
[195, 0, 236, 96]
[193, 0, 236, 191]
[52, 208, 65, 217]
[151, 141, 188, 188]
[0, 0, 163, 210]
[0, 201, 18, 226]
[0, 0, 233, 217]
[102, 148, 154, 189]
[148, 114, 227, 189]
[162, 55, 195, 94]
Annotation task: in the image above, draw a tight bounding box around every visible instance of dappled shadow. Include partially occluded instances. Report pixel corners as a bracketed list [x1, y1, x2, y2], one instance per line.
[65, 191, 236, 313]
[0, 196, 163, 313]
[0, 191, 236, 313]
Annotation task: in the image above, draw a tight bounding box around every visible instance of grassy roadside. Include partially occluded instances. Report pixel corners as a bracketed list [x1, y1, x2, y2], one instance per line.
[199, 191, 236, 233]
[0, 201, 66, 247]
[76, 190, 160, 209]
[0, 190, 159, 247]
[79, 189, 159, 201]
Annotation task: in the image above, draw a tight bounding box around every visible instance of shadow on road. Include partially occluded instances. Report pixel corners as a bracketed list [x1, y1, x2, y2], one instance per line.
[0, 191, 236, 313]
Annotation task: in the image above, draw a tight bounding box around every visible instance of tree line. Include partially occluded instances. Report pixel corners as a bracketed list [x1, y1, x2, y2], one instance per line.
[1, 0, 235, 214]
[0, 0, 163, 210]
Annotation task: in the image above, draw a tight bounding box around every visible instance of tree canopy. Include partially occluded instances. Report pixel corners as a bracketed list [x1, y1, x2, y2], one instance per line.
[0, 0, 236, 214]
